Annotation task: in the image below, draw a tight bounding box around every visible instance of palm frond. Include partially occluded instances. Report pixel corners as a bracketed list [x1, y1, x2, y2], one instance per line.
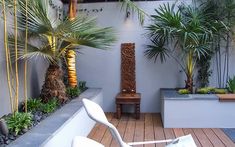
[17, 0, 53, 35]
[144, 39, 169, 63]
[58, 17, 116, 50]
[121, 0, 148, 25]
[8, 35, 56, 64]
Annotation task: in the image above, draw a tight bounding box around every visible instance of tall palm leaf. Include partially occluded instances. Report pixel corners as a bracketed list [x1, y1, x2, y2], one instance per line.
[146, 3, 213, 92]
[9, 0, 116, 102]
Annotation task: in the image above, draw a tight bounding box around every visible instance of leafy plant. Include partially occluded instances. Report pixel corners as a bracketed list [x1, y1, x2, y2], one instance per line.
[6, 113, 32, 135]
[196, 87, 227, 94]
[26, 98, 43, 113]
[227, 76, 235, 93]
[178, 89, 190, 95]
[66, 87, 80, 98]
[41, 99, 59, 114]
[214, 88, 227, 94]
[199, 0, 235, 88]
[145, 3, 213, 93]
[7, 0, 116, 103]
[197, 87, 215, 94]
[197, 53, 213, 87]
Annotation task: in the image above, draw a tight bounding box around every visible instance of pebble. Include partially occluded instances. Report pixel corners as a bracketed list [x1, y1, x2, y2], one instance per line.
[8, 135, 15, 140]
[0, 136, 3, 143]
[22, 128, 28, 133]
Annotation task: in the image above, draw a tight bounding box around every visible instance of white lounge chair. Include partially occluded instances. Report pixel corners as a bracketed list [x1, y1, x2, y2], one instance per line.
[72, 136, 104, 147]
[82, 98, 197, 147]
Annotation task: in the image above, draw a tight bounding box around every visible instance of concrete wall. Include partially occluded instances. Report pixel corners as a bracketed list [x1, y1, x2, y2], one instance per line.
[0, 0, 63, 117]
[72, 1, 235, 112]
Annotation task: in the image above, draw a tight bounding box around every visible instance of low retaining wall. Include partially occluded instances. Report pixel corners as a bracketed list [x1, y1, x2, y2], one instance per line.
[8, 88, 103, 147]
[161, 89, 235, 128]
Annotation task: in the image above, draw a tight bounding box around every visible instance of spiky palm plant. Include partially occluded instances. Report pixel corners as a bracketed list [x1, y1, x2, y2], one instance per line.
[145, 3, 213, 93]
[8, 0, 116, 102]
[65, 0, 147, 88]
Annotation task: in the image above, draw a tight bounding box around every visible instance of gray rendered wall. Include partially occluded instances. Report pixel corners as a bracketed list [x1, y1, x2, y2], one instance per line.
[71, 1, 235, 112]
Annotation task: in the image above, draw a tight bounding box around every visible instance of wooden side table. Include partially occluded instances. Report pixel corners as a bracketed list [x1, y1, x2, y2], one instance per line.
[116, 93, 141, 119]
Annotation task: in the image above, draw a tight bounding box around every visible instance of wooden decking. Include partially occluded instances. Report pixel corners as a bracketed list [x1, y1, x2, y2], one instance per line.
[88, 113, 235, 147]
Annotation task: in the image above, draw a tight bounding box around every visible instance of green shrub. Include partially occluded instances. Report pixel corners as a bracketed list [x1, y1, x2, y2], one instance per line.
[227, 76, 235, 93]
[41, 99, 59, 114]
[197, 87, 215, 94]
[178, 89, 190, 94]
[214, 88, 227, 94]
[26, 98, 43, 113]
[66, 87, 80, 98]
[6, 113, 32, 135]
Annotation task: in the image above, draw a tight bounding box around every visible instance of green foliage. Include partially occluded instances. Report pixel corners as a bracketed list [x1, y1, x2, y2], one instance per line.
[66, 87, 80, 98]
[227, 76, 235, 93]
[26, 98, 43, 113]
[145, 3, 214, 91]
[178, 89, 190, 95]
[196, 87, 227, 94]
[197, 54, 213, 87]
[214, 88, 227, 94]
[6, 113, 32, 135]
[41, 99, 59, 114]
[8, 0, 116, 64]
[197, 87, 215, 94]
[79, 81, 87, 92]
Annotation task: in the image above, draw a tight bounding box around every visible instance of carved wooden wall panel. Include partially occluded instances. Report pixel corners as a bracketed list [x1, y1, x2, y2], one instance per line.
[121, 43, 136, 93]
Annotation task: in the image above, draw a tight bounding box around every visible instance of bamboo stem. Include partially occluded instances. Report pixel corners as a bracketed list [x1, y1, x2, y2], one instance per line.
[2, 0, 14, 113]
[24, 0, 28, 113]
[14, 0, 19, 112]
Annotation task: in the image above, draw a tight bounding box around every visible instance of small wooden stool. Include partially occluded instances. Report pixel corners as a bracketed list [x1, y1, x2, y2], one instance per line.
[116, 93, 141, 119]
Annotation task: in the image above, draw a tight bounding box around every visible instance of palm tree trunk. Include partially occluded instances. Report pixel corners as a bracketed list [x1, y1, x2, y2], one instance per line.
[40, 64, 68, 103]
[185, 51, 194, 93]
[67, 50, 77, 87]
[67, 0, 78, 88]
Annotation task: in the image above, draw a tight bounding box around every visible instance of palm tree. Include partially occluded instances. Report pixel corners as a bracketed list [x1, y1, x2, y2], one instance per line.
[64, 0, 148, 88]
[145, 3, 213, 93]
[8, 0, 116, 102]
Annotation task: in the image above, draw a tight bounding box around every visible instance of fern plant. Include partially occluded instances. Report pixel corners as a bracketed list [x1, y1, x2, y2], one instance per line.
[227, 76, 235, 93]
[6, 113, 32, 135]
[26, 98, 43, 113]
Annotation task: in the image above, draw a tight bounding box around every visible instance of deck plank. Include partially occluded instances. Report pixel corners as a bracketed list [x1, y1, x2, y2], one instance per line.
[100, 114, 118, 147]
[203, 128, 225, 147]
[173, 128, 184, 137]
[123, 117, 136, 142]
[144, 113, 155, 147]
[183, 128, 202, 147]
[88, 113, 235, 147]
[134, 113, 145, 147]
[153, 114, 166, 147]
[110, 114, 128, 147]
[90, 113, 113, 142]
[193, 129, 213, 147]
[212, 128, 235, 147]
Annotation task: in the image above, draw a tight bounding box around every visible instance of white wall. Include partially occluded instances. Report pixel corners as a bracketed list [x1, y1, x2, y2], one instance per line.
[72, 1, 235, 112]
[72, 1, 185, 112]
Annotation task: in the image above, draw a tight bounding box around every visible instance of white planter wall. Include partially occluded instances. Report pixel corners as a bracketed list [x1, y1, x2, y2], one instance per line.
[161, 89, 235, 128]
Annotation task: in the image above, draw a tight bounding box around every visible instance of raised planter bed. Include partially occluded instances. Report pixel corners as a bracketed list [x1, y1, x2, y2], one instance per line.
[7, 88, 103, 147]
[161, 89, 235, 128]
